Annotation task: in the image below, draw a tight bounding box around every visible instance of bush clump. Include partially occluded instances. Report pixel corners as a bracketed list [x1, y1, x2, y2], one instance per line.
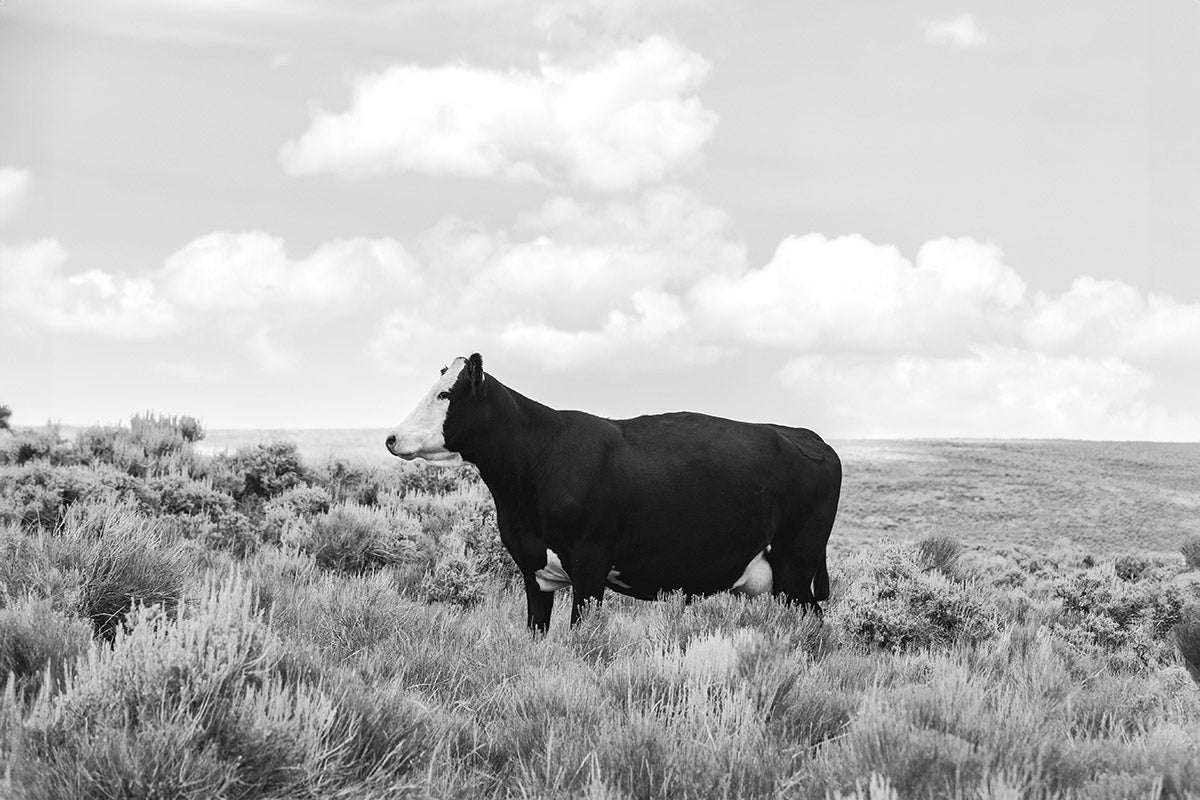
[835, 544, 999, 652]
[1052, 568, 1186, 665]
[1181, 534, 1200, 570]
[0, 464, 152, 529]
[233, 441, 307, 501]
[8, 573, 435, 799]
[1174, 605, 1200, 686]
[0, 426, 74, 467]
[0, 597, 92, 701]
[260, 485, 333, 545]
[64, 503, 190, 638]
[317, 458, 384, 506]
[283, 504, 424, 573]
[915, 532, 962, 575]
[1114, 554, 1151, 582]
[150, 474, 233, 519]
[387, 462, 477, 497]
[416, 557, 485, 608]
[265, 485, 332, 518]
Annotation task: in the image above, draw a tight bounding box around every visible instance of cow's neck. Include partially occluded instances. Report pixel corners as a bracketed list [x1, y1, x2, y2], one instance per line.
[462, 376, 564, 503]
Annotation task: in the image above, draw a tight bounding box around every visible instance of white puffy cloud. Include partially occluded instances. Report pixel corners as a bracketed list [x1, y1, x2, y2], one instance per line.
[5, 183, 1197, 437]
[499, 289, 726, 369]
[158, 231, 420, 316]
[0, 167, 33, 223]
[0, 231, 421, 372]
[454, 187, 741, 329]
[921, 14, 989, 48]
[691, 234, 1026, 354]
[1026, 276, 1200, 362]
[280, 37, 717, 191]
[0, 239, 176, 337]
[366, 186, 741, 368]
[781, 348, 1197, 440]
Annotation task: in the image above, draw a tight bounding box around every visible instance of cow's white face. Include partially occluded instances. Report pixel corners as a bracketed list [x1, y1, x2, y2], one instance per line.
[385, 357, 466, 467]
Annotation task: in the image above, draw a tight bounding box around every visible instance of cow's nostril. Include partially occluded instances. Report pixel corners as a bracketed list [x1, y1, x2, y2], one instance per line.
[385, 434, 396, 450]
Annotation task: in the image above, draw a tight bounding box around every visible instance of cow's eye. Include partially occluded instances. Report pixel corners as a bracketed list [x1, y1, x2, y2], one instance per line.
[437, 391, 451, 400]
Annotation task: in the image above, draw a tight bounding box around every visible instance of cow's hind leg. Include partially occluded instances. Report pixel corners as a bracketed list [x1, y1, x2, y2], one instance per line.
[524, 575, 555, 633]
[767, 551, 819, 614]
[768, 509, 835, 615]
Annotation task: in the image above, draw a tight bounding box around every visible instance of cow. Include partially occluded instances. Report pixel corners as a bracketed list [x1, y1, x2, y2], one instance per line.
[385, 354, 842, 632]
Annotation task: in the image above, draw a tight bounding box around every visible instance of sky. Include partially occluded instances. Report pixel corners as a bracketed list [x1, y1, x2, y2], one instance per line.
[0, 0, 1198, 439]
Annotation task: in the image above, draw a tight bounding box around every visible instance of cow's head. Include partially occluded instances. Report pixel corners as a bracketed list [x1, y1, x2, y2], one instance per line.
[385, 353, 486, 467]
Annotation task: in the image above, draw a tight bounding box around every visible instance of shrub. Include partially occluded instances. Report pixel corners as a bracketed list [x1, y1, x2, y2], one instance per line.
[198, 508, 260, 557]
[0, 597, 92, 702]
[150, 474, 233, 519]
[65, 413, 208, 478]
[455, 505, 519, 585]
[11, 573, 281, 797]
[915, 532, 962, 575]
[72, 425, 125, 467]
[129, 411, 202, 455]
[8, 573, 436, 799]
[260, 485, 332, 545]
[1051, 568, 1187, 666]
[0, 464, 153, 529]
[234, 441, 307, 501]
[0, 426, 73, 467]
[416, 557, 484, 608]
[317, 458, 384, 506]
[1181, 534, 1200, 570]
[1173, 606, 1200, 686]
[835, 544, 999, 651]
[1114, 554, 1151, 582]
[283, 504, 424, 573]
[65, 504, 190, 638]
[264, 485, 332, 518]
[387, 462, 478, 497]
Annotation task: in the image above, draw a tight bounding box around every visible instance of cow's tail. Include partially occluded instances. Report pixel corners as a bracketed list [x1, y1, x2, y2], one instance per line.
[812, 552, 830, 602]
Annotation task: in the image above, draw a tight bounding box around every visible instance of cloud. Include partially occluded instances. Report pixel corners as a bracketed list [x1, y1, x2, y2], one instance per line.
[280, 36, 717, 191]
[0, 231, 421, 372]
[499, 289, 726, 369]
[0, 239, 176, 337]
[157, 231, 420, 316]
[781, 348, 1197, 440]
[5, 185, 1197, 436]
[0, 167, 32, 223]
[921, 14, 989, 49]
[365, 186, 741, 368]
[1026, 276, 1200, 362]
[691, 234, 1026, 354]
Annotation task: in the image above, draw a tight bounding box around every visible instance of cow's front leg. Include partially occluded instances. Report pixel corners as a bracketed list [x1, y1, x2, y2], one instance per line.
[524, 573, 555, 633]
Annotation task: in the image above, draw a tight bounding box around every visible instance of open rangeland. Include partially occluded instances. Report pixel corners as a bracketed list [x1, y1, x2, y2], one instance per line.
[2, 418, 1199, 799]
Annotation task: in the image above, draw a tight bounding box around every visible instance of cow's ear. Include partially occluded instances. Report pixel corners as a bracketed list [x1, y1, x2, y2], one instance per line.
[467, 353, 484, 395]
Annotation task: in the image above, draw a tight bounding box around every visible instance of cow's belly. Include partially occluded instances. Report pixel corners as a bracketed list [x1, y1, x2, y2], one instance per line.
[535, 548, 773, 598]
[729, 550, 773, 596]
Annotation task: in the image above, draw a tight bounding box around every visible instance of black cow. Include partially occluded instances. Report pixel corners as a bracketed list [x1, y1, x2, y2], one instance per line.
[385, 354, 842, 632]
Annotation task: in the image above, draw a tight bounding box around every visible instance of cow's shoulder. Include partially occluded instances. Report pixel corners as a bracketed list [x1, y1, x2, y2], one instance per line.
[534, 411, 623, 523]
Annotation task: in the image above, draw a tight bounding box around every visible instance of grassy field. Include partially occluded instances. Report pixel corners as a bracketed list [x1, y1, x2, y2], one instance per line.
[3, 420, 1199, 799]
